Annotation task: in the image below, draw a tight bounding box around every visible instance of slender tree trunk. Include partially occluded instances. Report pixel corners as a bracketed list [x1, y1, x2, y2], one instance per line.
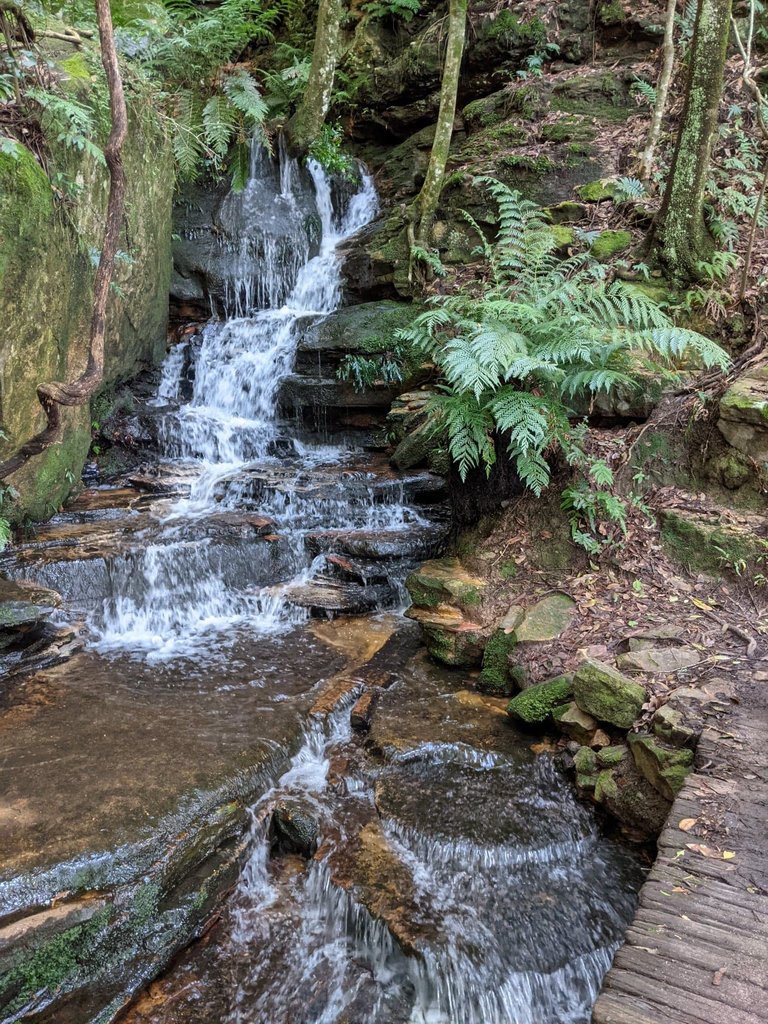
[286, 0, 345, 154]
[0, 0, 127, 481]
[649, 0, 733, 280]
[637, 0, 678, 181]
[411, 0, 468, 249]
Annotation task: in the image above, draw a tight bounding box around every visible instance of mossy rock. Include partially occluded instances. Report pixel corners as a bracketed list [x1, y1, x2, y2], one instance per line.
[506, 592, 577, 644]
[594, 752, 671, 836]
[596, 744, 628, 768]
[598, 0, 626, 25]
[590, 229, 632, 261]
[575, 179, 618, 202]
[551, 225, 576, 250]
[405, 558, 487, 612]
[573, 745, 597, 776]
[659, 508, 768, 577]
[506, 673, 574, 724]
[552, 74, 633, 123]
[546, 200, 587, 224]
[573, 658, 646, 729]
[541, 117, 595, 143]
[478, 628, 518, 695]
[628, 732, 694, 800]
[718, 366, 768, 462]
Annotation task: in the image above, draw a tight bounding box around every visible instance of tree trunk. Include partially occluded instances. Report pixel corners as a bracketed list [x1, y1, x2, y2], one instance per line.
[411, 0, 468, 249]
[0, 0, 127, 481]
[637, 0, 678, 181]
[649, 0, 733, 280]
[286, 0, 345, 154]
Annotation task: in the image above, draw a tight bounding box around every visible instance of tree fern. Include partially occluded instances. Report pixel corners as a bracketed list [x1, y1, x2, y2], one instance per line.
[394, 179, 729, 492]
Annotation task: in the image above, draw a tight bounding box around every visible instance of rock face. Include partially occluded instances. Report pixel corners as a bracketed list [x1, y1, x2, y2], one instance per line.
[404, 558, 490, 667]
[0, 41, 174, 522]
[573, 659, 646, 729]
[718, 365, 768, 463]
[628, 733, 694, 801]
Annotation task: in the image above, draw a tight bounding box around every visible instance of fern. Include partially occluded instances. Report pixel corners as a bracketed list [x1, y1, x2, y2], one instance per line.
[394, 180, 729, 492]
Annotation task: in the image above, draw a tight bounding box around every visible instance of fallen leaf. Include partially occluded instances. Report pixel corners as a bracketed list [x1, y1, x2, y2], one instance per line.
[692, 597, 715, 611]
[722, 851, 736, 860]
[678, 818, 698, 832]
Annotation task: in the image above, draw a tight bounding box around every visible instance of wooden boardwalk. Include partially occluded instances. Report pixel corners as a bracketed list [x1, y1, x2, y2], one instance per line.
[593, 676, 768, 1024]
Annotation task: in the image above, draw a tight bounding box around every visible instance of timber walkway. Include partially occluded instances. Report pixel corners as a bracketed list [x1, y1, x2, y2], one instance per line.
[593, 672, 768, 1024]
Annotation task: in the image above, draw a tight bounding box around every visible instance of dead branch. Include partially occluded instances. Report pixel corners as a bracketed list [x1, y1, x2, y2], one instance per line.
[0, 0, 128, 482]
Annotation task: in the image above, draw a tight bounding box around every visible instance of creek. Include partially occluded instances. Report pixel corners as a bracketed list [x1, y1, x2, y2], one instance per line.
[0, 147, 644, 1024]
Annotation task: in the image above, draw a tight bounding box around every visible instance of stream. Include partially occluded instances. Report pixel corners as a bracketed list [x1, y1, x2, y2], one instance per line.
[0, 146, 645, 1024]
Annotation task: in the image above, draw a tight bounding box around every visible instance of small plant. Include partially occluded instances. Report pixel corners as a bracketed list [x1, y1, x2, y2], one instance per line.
[363, 0, 422, 22]
[308, 123, 355, 179]
[613, 176, 646, 202]
[337, 345, 408, 390]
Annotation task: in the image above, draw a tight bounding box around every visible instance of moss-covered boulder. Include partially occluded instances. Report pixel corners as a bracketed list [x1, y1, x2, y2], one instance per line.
[478, 628, 519, 695]
[573, 658, 646, 729]
[659, 506, 768, 577]
[590, 229, 632, 261]
[503, 592, 577, 644]
[506, 673, 574, 724]
[576, 179, 618, 202]
[589, 753, 671, 836]
[628, 733, 694, 800]
[406, 559, 490, 668]
[717, 365, 768, 463]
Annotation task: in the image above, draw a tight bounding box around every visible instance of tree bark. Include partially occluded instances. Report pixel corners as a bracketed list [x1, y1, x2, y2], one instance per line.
[649, 0, 733, 280]
[637, 0, 678, 181]
[285, 0, 345, 154]
[411, 0, 468, 249]
[0, 0, 127, 482]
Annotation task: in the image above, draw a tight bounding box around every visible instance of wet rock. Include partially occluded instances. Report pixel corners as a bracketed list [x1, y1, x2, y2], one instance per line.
[573, 658, 646, 730]
[717, 365, 768, 462]
[652, 704, 700, 747]
[552, 702, 599, 744]
[407, 605, 488, 668]
[628, 733, 694, 801]
[280, 577, 393, 616]
[616, 646, 700, 675]
[307, 522, 446, 561]
[576, 746, 671, 837]
[506, 674, 574, 724]
[350, 689, 379, 732]
[271, 799, 320, 858]
[0, 578, 61, 651]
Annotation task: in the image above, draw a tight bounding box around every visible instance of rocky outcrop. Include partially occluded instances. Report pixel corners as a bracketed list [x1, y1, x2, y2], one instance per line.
[717, 364, 768, 463]
[0, 41, 174, 523]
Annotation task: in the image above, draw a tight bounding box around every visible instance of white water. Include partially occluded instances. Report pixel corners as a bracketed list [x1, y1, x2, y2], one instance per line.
[221, 724, 640, 1024]
[90, 147, 392, 659]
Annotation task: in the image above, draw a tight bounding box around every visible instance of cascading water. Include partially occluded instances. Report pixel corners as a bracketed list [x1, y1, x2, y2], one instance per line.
[89, 145, 400, 658]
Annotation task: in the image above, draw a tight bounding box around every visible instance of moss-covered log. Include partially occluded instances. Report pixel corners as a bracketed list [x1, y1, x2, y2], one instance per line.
[650, 0, 733, 279]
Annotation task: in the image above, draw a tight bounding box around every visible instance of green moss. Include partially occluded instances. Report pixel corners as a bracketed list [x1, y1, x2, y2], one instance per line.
[506, 673, 574, 724]
[478, 628, 517, 695]
[628, 733, 694, 800]
[590, 229, 632, 261]
[541, 116, 594, 143]
[573, 746, 597, 775]
[484, 11, 546, 45]
[576, 179, 617, 202]
[59, 53, 91, 80]
[551, 225, 575, 249]
[574, 658, 646, 729]
[0, 146, 54, 281]
[599, 0, 625, 24]
[594, 768, 619, 801]
[499, 560, 518, 580]
[660, 511, 767, 576]
[1, 908, 111, 1013]
[499, 154, 555, 175]
[596, 744, 627, 767]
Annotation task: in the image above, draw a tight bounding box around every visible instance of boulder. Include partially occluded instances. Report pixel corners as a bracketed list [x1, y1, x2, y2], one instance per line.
[628, 733, 694, 801]
[271, 799, 319, 858]
[717, 365, 768, 462]
[573, 658, 646, 729]
[552, 702, 599, 744]
[616, 646, 700, 675]
[504, 592, 577, 643]
[506, 673, 574, 724]
[576, 746, 671, 837]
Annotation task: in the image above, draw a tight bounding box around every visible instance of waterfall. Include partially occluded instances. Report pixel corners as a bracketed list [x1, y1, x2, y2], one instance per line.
[90, 145, 381, 659]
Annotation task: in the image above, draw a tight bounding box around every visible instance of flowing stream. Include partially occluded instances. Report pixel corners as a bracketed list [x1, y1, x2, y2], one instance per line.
[0, 145, 644, 1024]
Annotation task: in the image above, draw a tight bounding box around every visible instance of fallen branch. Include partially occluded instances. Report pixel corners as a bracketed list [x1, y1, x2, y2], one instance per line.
[0, 0, 127, 482]
[701, 607, 759, 658]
